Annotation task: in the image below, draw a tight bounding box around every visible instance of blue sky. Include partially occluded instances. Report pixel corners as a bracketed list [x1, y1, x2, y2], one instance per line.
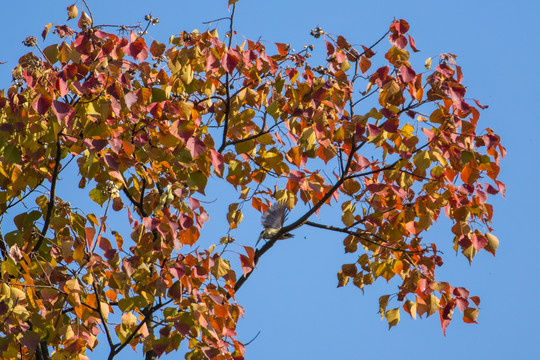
[0, 0, 538, 359]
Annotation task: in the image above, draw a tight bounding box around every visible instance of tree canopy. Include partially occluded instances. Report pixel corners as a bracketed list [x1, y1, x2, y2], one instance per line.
[0, 1, 504, 359]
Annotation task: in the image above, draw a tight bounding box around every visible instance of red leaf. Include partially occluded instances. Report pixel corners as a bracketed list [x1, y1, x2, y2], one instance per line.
[495, 180, 506, 198]
[366, 183, 386, 194]
[32, 94, 52, 115]
[103, 153, 119, 171]
[449, 84, 466, 101]
[436, 64, 455, 78]
[390, 34, 407, 49]
[357, 155, 371, 169]
[400, 65, 416, 83]
[150, 40, 166, 58]
[20, 331, 41, 350]
[408, 35, 419, 52]
[275, 43, 290, 56]
[55, 25, 74, 38]
[124, 91, 138, 109]
[52, 100, 75, 127]
[180, 215, 193, 229]
[240, 254, 253, 276]
[367, 124, 382, 137]
[382, 118, 399, 133]
[206, 51, 220, 75]
[361, 45, 376, 58]
[186, 138, 207, 159]
[456, 298, 469, 312]
[440, 303, 453, 336]
[390, 19, 410, 35]
[359, 56, 371, 73]
[170, 263, 186, 279]
[486, 184, 499, 195]
[326, 41, 335, 56]
[222, 48, 239, 75]
[123, 37, 148, 61]
[210, 149, 224, 176]
[85, 227, 96, 249]
[143, 217, 161, 231]
[474, 99, 489, 109]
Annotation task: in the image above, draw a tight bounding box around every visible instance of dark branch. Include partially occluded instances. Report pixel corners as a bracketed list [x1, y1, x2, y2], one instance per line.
[233, 138, 361, 294]
[93, 282, 116, 352]
[217, 4, 237, 153]
[32, 139, 62, 253]
[304, 221, 423, 254]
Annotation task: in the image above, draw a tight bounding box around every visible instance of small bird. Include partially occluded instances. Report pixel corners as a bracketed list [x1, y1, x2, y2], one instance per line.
[256, 202, 293, 247]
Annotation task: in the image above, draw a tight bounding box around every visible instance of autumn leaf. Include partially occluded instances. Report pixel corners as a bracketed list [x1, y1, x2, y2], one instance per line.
[385, 308, 400, 329]
[67, 4, 78, 20]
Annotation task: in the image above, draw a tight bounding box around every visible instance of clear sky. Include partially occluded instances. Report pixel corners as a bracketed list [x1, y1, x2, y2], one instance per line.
[0, 0, 538, 359]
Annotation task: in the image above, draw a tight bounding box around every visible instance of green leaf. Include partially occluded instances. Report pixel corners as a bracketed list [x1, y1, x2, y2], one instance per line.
[3, 146, 21, 164]
[187, 171, 207, 195]
[118, 297, 134, 312]
[89, 187, 108, 206]
[151, 87, 168, 102]
[267, 101, 281, 120]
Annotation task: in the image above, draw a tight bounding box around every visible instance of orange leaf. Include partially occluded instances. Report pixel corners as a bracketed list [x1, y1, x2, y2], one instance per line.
[463, 307, 478, 324]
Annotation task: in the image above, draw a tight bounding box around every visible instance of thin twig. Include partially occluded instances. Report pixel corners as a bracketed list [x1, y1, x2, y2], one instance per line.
[93, 281, 116, 352]
[304, 221, 423, 254]
[81, 0, 95, 26]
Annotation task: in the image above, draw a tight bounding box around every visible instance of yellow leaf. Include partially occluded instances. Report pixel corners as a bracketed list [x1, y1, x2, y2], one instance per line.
[385, 308, 400, 329]
[425, 57, 432, 70]
[427, 294, 439, 316]
[122, 312, 137, 328]
[67, 4, 78, 20]
[485, 233, 499, 255]
[64, 279, 82, 306]
[462, 244, 477, 264]
[400, 123, 414, 138]
[342, 210, 354, 227]
[42, 23, 53, 40]
[100, 302, 109, 322]
[403, 300, 417, 319]
[10, 287, 25, 303]
[212, 257, 230, 279]
[413, 150, 430, 171]
[12, 305, 30, 321]
[378, 295, 390, 319]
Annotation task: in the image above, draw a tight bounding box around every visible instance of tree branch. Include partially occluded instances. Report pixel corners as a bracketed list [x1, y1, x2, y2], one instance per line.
[122, 177, 148, 218]
[93, 282, 116, 352]
[304, 221, 423, 254]
[233, 138, 361, 294]
[217, 4, 236, 153]
[108, 304, 159, 360]
[32, 139, 62, 253]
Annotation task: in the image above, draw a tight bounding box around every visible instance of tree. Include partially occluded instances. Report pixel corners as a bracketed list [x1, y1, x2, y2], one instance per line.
[0, 0, 505, 359]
